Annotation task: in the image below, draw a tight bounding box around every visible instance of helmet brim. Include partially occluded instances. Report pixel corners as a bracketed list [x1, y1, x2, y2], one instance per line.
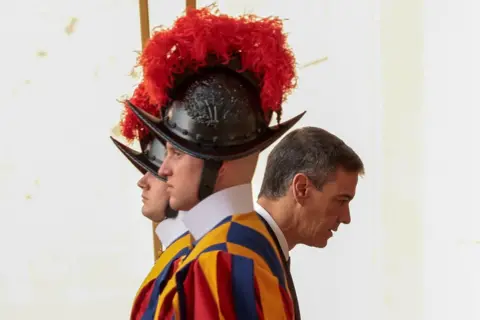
[126, 100, 305, 161]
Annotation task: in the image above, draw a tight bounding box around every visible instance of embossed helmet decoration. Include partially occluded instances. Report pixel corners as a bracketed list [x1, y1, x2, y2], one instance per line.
[110, 83, 177, 218]
[127, 6, 306, 201]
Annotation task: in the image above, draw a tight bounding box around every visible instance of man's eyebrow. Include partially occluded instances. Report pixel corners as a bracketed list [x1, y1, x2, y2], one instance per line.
[167, 145, 183, 154]
[337, 193, 353, 200]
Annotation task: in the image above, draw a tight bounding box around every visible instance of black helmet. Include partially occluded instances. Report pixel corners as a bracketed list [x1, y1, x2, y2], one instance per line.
[127, 8, 305, 201]
[110, 85, 177, 218]
[110, 134, 166, 181]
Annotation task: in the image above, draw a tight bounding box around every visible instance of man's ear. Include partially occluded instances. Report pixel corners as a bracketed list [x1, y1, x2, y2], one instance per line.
[291, 173, 310, 205]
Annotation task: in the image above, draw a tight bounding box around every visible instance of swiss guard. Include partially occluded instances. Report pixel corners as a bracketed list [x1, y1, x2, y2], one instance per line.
[125, 5, 304, 319]
[111, 83, 194, 320]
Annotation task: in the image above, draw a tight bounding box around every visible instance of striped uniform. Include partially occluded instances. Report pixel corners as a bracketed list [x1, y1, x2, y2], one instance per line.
[130, 232, 194, 320]
[154, 212, 295, 319]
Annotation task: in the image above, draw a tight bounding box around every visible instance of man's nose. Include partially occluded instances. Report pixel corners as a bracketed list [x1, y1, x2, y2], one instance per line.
[340, 209, 351, 224]
[137, 173, 148, 189]
[158, 159, 172, 177]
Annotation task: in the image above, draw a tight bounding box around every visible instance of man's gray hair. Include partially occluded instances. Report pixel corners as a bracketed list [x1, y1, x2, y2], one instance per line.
[258, 127, 364, 199]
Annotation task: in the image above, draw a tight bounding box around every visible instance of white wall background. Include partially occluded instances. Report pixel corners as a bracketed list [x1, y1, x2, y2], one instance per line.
[0, 0, 478, 319]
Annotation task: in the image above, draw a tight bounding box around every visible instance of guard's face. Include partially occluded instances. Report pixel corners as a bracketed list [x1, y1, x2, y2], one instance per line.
[296, 168, 358, 248]
[137, 172, 170, 222]
[158, 143, 203, 211]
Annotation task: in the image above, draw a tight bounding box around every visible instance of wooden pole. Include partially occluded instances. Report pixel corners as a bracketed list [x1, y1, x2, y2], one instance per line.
[138, 0, 150, 48]
[141, 0, 198, 261]
[138, 0, 162, 261]
[186, 0, 196, 10]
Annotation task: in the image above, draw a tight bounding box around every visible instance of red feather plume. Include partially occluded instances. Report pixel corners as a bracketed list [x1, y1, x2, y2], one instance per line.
[119, 82, 157, 142]
[140, 6, 297, 118]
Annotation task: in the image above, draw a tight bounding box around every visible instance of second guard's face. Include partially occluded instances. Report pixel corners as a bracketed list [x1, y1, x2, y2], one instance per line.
[158, 143, 203, 211]
[137, 172, 169, 222]
[300, 167, 358, 248]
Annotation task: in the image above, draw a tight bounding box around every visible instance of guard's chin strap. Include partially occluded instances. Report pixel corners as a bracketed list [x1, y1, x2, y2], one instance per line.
[165, 204, 178, 219]
[198, 159, 223, 201]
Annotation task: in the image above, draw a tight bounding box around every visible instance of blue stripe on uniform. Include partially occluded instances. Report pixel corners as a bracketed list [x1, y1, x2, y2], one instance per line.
[141, 246, 191, 320]
[226, 222, 286, 289]
[231, 254, 258, 320]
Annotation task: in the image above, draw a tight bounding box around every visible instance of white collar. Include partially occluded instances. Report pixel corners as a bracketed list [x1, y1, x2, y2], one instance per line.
[155, 211, 189, 250]
[182, 184, 254, 240]
[254, 202, 290, 260]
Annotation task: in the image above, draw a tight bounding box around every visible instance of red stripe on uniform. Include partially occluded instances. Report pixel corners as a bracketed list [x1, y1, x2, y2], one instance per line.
[216, 252, 235, 319]
[254, 276, 264, 320]
[183, 261, 220, 320]
[279, 285, 294, 320]
[131, 280, 155, 320]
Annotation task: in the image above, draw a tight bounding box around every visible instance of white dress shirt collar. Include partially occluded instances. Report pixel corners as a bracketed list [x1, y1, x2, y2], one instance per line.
[254, 202, 290, 260]
[155, 211, 189, 250]
[182, 184, 254, 240]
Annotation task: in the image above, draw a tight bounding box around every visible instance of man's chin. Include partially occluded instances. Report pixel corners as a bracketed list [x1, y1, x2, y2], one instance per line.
[142, 208, 163, 223]
[169, 205, 184, 212]
[310, 237, 328, 249]
[168, 198, 181, 211]
[141, 208, 152, 220]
